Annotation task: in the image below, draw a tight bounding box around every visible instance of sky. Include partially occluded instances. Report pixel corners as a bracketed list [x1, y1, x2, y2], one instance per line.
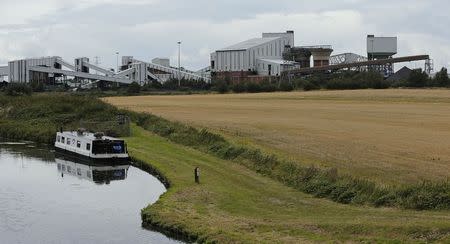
[0, 0, 449, 72]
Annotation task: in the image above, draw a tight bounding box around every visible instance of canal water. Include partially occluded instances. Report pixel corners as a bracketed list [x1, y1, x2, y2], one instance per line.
[0, 142, 180, 244]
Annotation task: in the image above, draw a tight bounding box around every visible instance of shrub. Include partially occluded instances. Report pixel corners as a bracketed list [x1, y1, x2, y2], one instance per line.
[230, 83, 246, 93]
[432, 68, 450, 87]
[211, 80, 229, 93]
[5, 83, 33, 96]
[407, 69, 429, 87]
[127, 82, 141, 94]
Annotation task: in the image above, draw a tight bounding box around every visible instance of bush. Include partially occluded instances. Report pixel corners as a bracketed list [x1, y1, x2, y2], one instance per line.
[30, 81, 45, 92]
[5, 83, 33, 96]
[163, 78, 210, 91]
[230, 83, 246, 93]
[278, 80, 294, 91]
[407, 69, 429, 87]
[127, 82, 141, 94]
[211, 80, 229, 93]
[0, 94, 130, 143]
[432, 68, 450, 87]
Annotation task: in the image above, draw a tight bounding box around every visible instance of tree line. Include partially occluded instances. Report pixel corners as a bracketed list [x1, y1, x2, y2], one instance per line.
[2, 67, 449, 95]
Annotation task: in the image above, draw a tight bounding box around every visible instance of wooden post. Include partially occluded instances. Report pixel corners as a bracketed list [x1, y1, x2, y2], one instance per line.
[194, 167, 200, 184]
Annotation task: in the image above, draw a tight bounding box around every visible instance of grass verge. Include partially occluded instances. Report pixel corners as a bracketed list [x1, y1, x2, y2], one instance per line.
[128, 111, 450, 210]
[128, 124, 450, 243]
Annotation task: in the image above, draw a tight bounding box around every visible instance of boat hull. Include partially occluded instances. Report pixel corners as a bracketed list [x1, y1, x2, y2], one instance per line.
[55, 147, 130, 165]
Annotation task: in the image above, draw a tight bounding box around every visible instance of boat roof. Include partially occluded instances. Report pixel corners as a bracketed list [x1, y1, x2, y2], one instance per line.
[58, 131, 122, 141]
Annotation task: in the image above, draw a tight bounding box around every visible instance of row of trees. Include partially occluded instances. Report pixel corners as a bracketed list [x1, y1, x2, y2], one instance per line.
[406, 68, 450, 88]
[209, 67, 449, 93]
[3, 68, 449, 95]
[297, 68, 449, 91]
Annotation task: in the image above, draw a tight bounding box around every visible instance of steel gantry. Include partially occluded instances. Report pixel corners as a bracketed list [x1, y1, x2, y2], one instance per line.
[5, 56, 210, 85]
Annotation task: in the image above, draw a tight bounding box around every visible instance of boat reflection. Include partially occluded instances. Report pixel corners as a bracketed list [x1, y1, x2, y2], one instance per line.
[56, 156, 130, 185]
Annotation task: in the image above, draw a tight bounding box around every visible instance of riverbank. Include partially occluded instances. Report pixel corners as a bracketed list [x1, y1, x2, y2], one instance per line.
[127, 124, 450, 243]
[1, 93, 450, 242]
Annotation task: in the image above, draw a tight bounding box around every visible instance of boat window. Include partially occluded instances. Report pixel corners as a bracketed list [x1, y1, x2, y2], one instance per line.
[67, 166, 72, 173]
[77, 141, 81, 148]
[86, 143, 91, 151]
[92, 140, 126, 154]
[77, 168, 82, 176]
[72, 139, 75, 145]
[61, 137, 65, 143]
[67, 138, 70, 145]
[57, 136, 60, 142]
[87, 171, 91, 179]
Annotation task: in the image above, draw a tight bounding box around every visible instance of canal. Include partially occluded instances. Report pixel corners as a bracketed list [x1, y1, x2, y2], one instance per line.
[0, 142, 180, 244]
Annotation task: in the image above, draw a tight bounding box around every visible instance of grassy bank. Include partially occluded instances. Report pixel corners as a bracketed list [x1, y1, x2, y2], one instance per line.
[0, 93, 129, 144]
[128, 125, 450, 243]
[1, 93, 450, 242]
[125, 109, 450, 210]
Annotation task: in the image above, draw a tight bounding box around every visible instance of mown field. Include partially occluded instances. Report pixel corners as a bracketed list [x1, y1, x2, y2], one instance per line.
[104, 89, 450, 185]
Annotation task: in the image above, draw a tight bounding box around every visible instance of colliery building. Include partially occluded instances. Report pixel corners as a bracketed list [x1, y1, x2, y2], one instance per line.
[210, 31, 334, 81]
[210, 31, 297, 76]
[0, 56, 210, 86]
[210, 31, 432, 81]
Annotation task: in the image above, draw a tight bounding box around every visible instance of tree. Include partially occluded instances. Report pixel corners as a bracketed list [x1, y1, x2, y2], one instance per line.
[407, 69, 429, 87]
[433, 68, 449, 87]
[211, 79, 229, 93]
[127, 82, 141, 94]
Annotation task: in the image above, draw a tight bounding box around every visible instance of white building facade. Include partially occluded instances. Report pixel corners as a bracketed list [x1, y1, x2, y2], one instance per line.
[210, 31, 297, 76]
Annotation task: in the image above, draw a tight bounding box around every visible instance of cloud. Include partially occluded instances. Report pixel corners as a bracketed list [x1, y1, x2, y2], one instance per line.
[0, 0, 448, 71]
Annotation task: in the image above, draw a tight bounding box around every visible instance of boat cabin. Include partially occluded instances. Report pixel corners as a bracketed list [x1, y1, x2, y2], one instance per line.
[54, 130, 129, 162]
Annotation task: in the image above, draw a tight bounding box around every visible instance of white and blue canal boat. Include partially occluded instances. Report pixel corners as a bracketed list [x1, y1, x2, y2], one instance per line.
[54, 130, 129, 164]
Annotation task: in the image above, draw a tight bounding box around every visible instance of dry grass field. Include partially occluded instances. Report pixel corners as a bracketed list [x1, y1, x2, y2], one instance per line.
[104, 89, 450, 184]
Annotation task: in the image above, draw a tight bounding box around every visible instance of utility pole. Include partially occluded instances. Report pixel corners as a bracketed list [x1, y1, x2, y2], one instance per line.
[116, 52, 119, 73]
[178, 41, 182, 87]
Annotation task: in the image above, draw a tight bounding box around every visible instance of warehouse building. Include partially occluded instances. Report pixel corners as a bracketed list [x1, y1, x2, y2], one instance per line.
[210, 31, 299, 78]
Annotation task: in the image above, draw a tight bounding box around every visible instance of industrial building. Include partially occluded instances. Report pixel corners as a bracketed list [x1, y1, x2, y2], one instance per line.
[210, 31, 432, 80]
[210, 31, 336, 80]
[210, 31, 299, 78]
[0, 32, 434, 86]
[367, 35, 398, 76]
[0, 56, 210, 86]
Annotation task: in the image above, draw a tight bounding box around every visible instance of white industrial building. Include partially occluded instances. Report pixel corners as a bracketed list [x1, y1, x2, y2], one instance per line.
[0, 56, 210, 85]
[366, 35, 398, 76]
[210, 31, 299, 76]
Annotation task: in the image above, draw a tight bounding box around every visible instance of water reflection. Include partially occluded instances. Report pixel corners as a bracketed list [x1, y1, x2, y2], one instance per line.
[0, 141, 55, 162]
[0, 141, 180, 244]
[56, 157, 130, 185]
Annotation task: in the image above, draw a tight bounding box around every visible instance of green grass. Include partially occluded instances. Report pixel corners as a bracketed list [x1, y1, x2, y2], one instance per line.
[1, 93, 450, 242]
[0, 93, 129, 143]
[128, 125, 450, 243]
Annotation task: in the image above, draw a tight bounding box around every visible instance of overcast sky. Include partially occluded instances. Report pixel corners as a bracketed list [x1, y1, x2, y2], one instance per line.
[1, 0, 449, 71]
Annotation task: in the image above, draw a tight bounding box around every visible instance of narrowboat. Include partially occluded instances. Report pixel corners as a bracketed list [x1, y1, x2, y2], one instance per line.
[54, 130, 129, 164]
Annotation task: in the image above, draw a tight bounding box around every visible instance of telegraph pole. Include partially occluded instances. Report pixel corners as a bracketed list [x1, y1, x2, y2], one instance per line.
[178, 41, 182, 87]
